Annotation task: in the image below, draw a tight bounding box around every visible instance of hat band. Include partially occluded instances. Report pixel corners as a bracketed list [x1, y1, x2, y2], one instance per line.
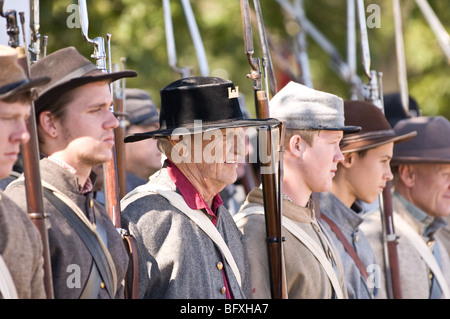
[0, 79, 29, 94]
[48, 62, 98, 90]
[342, 129, 395, 143]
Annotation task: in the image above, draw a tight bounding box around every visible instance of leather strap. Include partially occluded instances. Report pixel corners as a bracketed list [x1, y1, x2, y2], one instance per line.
[42, 186, 117, 298]
[235, 207, 345, 299]
[321, 214, 370, 281]
[125, 183, 242, 287]
[122, 234, 139, 299]
[394, 214, 450, 299]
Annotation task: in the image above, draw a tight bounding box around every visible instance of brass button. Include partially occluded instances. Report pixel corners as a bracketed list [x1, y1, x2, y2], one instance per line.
[328, 248, 333, 258]
[217, 261, 223, 270]
[89, 199, 94, 208]
[220, 286, 226, 294]
[354, 234, 359, 243]
[100, 282, 105, 289]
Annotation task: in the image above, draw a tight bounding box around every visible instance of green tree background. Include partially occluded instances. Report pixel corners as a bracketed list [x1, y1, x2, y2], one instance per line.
[39, 0, 450, 119]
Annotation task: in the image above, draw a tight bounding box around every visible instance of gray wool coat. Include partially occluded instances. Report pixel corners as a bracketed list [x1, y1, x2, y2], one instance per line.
[5, 158, 129, 299]
[235, 187, 348, 299]
[120, 167, 251, 299]
[0, 190, 45, 298]
[361, 190, 450, 299]
[318, 191, 378, 299]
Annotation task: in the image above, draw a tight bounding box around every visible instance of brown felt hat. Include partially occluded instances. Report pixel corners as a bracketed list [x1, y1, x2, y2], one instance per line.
[0, 45, 50, 100]
[30, 46, 137, 113]
[340, 100, 417, 153]
[391, 116, 450, 166]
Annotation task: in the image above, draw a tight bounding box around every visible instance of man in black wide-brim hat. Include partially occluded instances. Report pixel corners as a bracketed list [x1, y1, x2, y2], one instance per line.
[5, 46, 137, 299]
[120, 76, 279, 299]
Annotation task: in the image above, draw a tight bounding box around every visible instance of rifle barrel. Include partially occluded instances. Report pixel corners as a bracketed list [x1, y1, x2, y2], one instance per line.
[15, 15, 54, 297]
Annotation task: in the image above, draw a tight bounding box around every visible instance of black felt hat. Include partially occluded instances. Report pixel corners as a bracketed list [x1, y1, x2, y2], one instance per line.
[124, 76, 280, 142]
[383, 92, 421, 127]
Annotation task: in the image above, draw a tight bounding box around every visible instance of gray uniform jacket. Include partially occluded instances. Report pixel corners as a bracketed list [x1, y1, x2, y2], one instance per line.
[5, 158, 129, 299]
[361, 190, 450, 299]
[0, 190, 45, 298]
[120, 167, 250, 299]
[319, 191, 378, 299]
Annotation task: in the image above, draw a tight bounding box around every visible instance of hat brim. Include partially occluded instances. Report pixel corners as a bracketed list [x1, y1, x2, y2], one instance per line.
[341, 131, 417, 153]
[310, 125, 361, 133]
[390, 156, 450, 166]
[35, 70, 137, 108]
[124, 117, 281, 143]
[0, 76, 51, 100]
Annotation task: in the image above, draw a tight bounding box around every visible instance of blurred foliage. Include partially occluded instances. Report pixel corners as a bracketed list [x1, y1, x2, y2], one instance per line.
[38, 0, 450, 119]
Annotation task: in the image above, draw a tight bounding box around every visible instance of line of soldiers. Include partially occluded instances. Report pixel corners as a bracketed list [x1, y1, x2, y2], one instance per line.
[0, 38, 450, 299]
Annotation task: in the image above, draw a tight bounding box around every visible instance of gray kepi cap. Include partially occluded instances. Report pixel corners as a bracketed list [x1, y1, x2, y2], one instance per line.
[269, 81, 360, 132]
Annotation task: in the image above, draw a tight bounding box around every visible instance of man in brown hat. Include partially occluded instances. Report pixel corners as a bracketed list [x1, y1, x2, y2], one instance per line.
[361, 116, 450, 299]
[5, 46, 137, 299]
[234, 81, 360, 299]
[0, 45, 50, 298]
[318, 100, 416, 299]
[120, 76, 279, 298]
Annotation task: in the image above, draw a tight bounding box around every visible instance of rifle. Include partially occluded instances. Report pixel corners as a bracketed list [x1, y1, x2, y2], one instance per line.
[78, 0, 138, 299]
[355, 0, 402, 299]
[0, 2, 54, 298]
[240, 0, 287, 299]
[112, 59, 127, 200]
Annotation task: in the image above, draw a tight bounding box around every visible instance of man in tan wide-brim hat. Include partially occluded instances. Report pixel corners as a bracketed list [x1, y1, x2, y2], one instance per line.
[5, 46, 137, 299]
[361, 116, 450, 299]
[0, 44, 50, 298]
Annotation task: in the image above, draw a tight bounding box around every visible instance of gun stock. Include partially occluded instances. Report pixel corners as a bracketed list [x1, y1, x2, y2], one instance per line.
[8, 9, 54, 298]
[241, 0, 287, 298]
[78, 0, 138, 299]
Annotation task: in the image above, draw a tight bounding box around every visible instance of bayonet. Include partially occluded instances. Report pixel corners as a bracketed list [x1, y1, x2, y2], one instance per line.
[393, 0, 409, 115]
[181, 0, 209, 76]
[253, 0, 277, 97]
[29, 0, 40, 63]
[356, 0, 371, 79]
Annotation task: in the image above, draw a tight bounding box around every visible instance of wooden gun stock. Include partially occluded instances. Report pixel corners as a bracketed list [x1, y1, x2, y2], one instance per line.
[16, 47, 54, 299]
[381, 181, 402, 299]
[257, 92, 287, 299]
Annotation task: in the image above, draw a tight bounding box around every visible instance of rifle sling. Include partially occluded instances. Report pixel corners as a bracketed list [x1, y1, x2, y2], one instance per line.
[234, 207, 345, 299]
[41, 186, 117, 299]
[320, 214, 370, 281]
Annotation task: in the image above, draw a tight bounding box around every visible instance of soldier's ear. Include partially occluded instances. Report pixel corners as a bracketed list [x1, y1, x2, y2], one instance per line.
[39, 111, 58, 138]
[397, 164, 415, 187]
[340, 152, 354, 168]
[288, 134, 303, 157]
